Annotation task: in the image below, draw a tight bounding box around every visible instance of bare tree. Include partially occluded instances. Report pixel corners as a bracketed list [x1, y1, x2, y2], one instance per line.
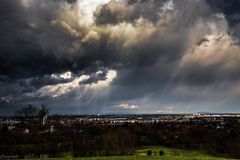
[16, 104, 39, 117]
[38, 104, 50, 117]
[38, 104, 50, 125]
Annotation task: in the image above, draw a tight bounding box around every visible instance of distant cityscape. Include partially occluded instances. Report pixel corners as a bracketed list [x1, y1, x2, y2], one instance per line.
[2, 113, 240, 134]
[1, 112, 240, 158]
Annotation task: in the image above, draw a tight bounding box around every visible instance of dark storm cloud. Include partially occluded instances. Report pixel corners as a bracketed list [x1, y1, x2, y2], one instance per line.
[1, 0, 240, 114]
[18, 74, 74, 91]
[94, 0, 211, 25]
[0, 0, 127, 80]
[206, 0, 240, 41]
[94, 0, 167, 25]
[0, 0, 111, 79]
[177, 61, 240, 86]
[109, 62, 176, 101]
[206, 0, 240, 26]
[0, 0, 208, 80]
[0, 0, 71, 79]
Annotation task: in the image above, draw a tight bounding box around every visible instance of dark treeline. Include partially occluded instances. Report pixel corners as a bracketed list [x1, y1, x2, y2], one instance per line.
[0, 123, 136, 158]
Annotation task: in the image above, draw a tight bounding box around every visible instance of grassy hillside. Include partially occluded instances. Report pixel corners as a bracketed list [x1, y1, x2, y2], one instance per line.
[26, 146, 235, 160]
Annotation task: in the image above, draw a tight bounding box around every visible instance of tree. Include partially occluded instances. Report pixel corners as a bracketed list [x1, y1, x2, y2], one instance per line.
[38, 104, 50, 125]
[159, 150, 164, 156]
[16, 104, 39, 117]
[147, 150, 152, 156]
[38, 104, 50, 117]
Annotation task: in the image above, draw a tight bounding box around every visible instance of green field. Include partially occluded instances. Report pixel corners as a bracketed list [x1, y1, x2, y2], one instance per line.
[26, 146, 236, 160]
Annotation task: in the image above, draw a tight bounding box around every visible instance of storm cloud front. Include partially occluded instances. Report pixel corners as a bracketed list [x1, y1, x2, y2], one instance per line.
[1, 0, 240, 115]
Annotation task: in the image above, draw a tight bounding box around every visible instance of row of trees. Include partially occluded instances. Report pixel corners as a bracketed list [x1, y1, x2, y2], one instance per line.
[15, 104, 49, 118]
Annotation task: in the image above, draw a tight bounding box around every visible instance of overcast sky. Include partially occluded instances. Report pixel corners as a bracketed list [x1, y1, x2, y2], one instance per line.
[1, 0, 240, 115]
